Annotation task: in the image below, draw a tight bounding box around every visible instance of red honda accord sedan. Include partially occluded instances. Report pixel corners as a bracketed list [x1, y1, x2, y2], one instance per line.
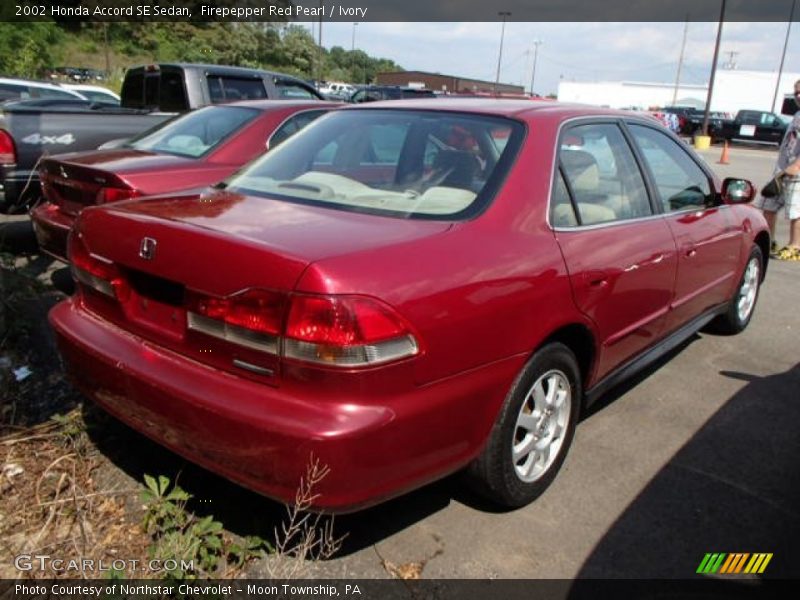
[49, 99, 769, 511]
[31, 100, 339, 262]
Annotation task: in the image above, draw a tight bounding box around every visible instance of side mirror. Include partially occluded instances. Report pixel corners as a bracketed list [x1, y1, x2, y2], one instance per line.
[721, 178, 755, 204]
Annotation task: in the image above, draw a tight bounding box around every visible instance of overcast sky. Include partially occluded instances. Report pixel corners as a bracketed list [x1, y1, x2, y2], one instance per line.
[302, 22, 800, 95]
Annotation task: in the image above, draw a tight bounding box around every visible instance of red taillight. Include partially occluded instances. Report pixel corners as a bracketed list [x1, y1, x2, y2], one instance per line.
[0, 130, 16, 165]
[185, 290, 419, 367]
[284, 294, 418, 367]
[187, 289, 284, 336]
[96, 186, 140, 204]
[286, 295, 406, 345]
[69, 235, 129, 301]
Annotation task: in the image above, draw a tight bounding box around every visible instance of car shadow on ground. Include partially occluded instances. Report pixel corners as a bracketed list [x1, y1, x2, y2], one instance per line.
[82, 335, 707, 558]
[571, 363, 800, 581]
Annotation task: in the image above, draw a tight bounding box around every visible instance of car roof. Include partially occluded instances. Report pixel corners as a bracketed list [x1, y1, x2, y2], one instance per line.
[208, 99, 342, 111]
[128, 63, 305, 81]
[340, 98, 636, 122]
[0, 77, 87, 99]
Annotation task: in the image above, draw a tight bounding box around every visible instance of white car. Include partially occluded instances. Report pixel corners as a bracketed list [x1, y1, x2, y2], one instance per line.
[0, 78, 87, 102]
[62, 84, 120, 105]
[319, 82, 356, 98]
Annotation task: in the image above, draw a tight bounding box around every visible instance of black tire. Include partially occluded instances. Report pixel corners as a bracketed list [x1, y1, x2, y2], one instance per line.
[466, 342, 581, 508]
[709, 245, 763, 335]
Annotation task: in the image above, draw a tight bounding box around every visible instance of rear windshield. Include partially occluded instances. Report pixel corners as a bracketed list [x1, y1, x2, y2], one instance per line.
[121, 70, 188, 111]
[226, 109, 523, 220]
[127, 105, 260, 158]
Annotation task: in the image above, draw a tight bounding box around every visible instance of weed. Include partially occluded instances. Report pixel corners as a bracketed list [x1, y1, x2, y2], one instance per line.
[264, 455, 346, 579]
[140, 474, 271, 579]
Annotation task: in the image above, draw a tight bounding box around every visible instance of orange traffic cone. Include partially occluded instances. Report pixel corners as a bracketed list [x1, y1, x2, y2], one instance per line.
[718, 140, 730, 165]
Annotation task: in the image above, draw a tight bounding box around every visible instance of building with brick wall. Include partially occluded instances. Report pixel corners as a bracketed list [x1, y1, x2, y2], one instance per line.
[375, 70, 525, 95]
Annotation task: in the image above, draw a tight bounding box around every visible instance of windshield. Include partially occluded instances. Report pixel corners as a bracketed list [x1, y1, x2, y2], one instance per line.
[128, 105, 260, 158]
[226, 109, 523, 220]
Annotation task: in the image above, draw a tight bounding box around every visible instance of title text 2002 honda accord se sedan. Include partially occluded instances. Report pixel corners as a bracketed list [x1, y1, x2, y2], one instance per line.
[50, 99, 769, 511]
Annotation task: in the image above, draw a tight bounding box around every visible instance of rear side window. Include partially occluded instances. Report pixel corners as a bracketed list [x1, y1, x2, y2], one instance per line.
[554, 123, 652, 226]
[36, 87, 80, 99]
[628, 124, 713, 212]
[269, 110, 328, 148]
[207, 76, 267, 102]
[0, 83, 26, 100]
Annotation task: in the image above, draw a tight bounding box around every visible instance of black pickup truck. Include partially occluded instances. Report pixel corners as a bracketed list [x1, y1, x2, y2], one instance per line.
[0, 63, 322, 213]
[714, 109, 790, 145]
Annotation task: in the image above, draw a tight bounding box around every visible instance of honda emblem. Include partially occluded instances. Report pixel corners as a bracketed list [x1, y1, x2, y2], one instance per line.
[139, 237, 157, 260]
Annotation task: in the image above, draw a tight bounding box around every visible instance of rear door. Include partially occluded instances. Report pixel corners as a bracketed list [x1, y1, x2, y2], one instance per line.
[625, 122, 743, 333]
[552, 121, 678, 381]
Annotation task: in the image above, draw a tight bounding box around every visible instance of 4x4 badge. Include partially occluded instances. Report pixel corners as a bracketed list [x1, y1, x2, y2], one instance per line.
[139, 237, 157, 260]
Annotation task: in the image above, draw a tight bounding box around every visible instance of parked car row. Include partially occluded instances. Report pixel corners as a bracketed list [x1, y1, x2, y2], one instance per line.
[17, 89, 768, 511]
[714, 109, 791, 145]
[655, 105, 788, 144]
[0, 63, 323, 213]
[0, 77, 120, 105]
[316, 82, 437, 103]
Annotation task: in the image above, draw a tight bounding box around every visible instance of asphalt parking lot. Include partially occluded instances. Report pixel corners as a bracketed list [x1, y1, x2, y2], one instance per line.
[1, 143, 797, 581]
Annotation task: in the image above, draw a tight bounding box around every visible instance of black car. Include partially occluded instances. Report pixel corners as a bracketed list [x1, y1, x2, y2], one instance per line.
[350, 86, 436, 103]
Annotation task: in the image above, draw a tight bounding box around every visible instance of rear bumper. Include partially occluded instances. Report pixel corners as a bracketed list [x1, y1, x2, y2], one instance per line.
[49, 298, 520, 511]
[30, 202, 73, 263]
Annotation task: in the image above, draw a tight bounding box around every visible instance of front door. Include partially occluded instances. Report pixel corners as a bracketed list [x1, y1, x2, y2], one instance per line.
[552, 121, 678, 382]
[626, 123, 743, 332]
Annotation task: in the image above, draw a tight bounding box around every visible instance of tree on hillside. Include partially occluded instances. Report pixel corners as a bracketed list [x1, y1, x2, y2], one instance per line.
[0, 23, 63, 78]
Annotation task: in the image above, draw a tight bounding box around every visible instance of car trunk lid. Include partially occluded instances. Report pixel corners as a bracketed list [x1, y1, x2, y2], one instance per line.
[72, 191, 451, 382]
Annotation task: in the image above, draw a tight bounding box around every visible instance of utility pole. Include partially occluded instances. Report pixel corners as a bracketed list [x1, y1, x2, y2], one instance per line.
[702, 0, 726, 136]
[495, 12, 511, 93]
[772, 0, 796, 113]
[723, 50, 739, 69]
[103, 23, 111, 76]
[671, 19, 688, 106]
[317, 0, 323, 82]
[530, 39, 542, 96]
[351, 22, 358, 82]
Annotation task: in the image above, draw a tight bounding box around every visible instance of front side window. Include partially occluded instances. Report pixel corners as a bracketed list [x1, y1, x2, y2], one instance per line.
[555, 122, 652, 226]
[226, 109, 522, 219]
[628, 124, 713, 212]
[127, 105, 259, 158]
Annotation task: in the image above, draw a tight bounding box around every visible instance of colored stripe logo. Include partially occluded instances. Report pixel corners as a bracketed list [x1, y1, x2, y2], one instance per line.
[697, 553, 773, 574]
